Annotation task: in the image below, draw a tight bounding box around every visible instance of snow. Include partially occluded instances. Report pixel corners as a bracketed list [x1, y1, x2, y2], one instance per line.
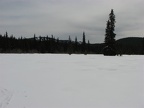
[0, 54, 144, 108]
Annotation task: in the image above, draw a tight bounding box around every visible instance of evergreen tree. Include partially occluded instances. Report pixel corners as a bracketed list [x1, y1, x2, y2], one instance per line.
[82, 32, 86, 54]
[75, 36, 77, 43]
[74, 36, 78, 53]
[68, 35, 73, 55]
[5, 31, 8, 38]
[5, 31, 9, 50]
[87, 40, 90, 53]
[103, 9, 116, 56]
[69, 35, 71, 42]
[34, 34, 36, 40]
[82, 32, 86, 45]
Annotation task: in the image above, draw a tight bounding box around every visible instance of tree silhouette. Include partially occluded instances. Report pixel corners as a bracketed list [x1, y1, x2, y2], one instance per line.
[68, 35, 73, 55]
[103, 9, 116, 56]
[82, 32, 86, 54]
[74, 36, 78, 53]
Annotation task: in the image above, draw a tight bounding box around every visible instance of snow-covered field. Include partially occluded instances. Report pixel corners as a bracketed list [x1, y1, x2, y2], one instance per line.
[0, 54, 144, 108]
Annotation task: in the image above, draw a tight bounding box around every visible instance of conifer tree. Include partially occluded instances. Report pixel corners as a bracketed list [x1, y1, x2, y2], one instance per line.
[34, 34, 36, 40]
[104, 9, 116, 56]
[87, 40, 90, 53]
[75, 36, 77, 43]
[74, 36, 78, 53]
[82, 32, 86, 54]
[69, 35, 71, 42]
[68, 35, 72, 55]
[83, 32, 86, 45]
[5, 31, 8, 38]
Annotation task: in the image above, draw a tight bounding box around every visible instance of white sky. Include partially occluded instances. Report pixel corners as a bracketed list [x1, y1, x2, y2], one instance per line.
[0, 0, 144, 43]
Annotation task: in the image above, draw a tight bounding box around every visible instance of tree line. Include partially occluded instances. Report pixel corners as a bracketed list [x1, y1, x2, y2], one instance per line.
[0, 31, 143, 55]
[0, 32, 102, 54]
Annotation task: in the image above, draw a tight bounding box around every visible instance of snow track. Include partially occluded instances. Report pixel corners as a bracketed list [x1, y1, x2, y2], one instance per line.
[0, 88, 12, 108]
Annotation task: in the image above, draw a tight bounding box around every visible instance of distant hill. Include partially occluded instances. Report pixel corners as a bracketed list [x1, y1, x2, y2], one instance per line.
[116, 37, 144, 54]
[116, 37, 143, 46]
[82, 37, 144, 55]
[90, 37, 144, 55]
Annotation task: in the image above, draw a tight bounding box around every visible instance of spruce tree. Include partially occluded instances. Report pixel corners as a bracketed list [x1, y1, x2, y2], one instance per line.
[5, 31, 8, 38]
[104, 9, 116, 56]
[68, 35, 72, 55]
[83, 32, 86, 45]
[74, 36, 78, 53]
[82, 32, 86, 54]
[87, 40, 90, 53]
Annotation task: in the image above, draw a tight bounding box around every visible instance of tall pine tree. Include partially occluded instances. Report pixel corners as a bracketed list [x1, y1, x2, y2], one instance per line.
[68, 35, 73, 55]
[82, 32, 86, 54]
[103, 9, 116, 56]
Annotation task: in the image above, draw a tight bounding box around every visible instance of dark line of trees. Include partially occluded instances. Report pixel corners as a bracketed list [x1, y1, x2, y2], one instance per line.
[0, 31, 144, 55]
[0, 32, 103, 54]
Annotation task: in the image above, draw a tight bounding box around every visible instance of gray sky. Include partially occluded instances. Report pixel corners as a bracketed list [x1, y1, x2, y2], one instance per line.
[0, 0, 144, 43]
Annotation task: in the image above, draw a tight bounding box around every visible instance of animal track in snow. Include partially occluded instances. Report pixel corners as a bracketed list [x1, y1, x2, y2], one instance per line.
[0, 88, 13, 108]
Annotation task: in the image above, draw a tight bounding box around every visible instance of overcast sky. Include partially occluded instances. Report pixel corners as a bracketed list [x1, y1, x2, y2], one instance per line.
[0, 0, 144, 43]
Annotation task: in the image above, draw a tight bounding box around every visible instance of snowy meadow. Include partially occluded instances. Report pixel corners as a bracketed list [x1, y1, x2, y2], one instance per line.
[0, 54, 144, 108]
